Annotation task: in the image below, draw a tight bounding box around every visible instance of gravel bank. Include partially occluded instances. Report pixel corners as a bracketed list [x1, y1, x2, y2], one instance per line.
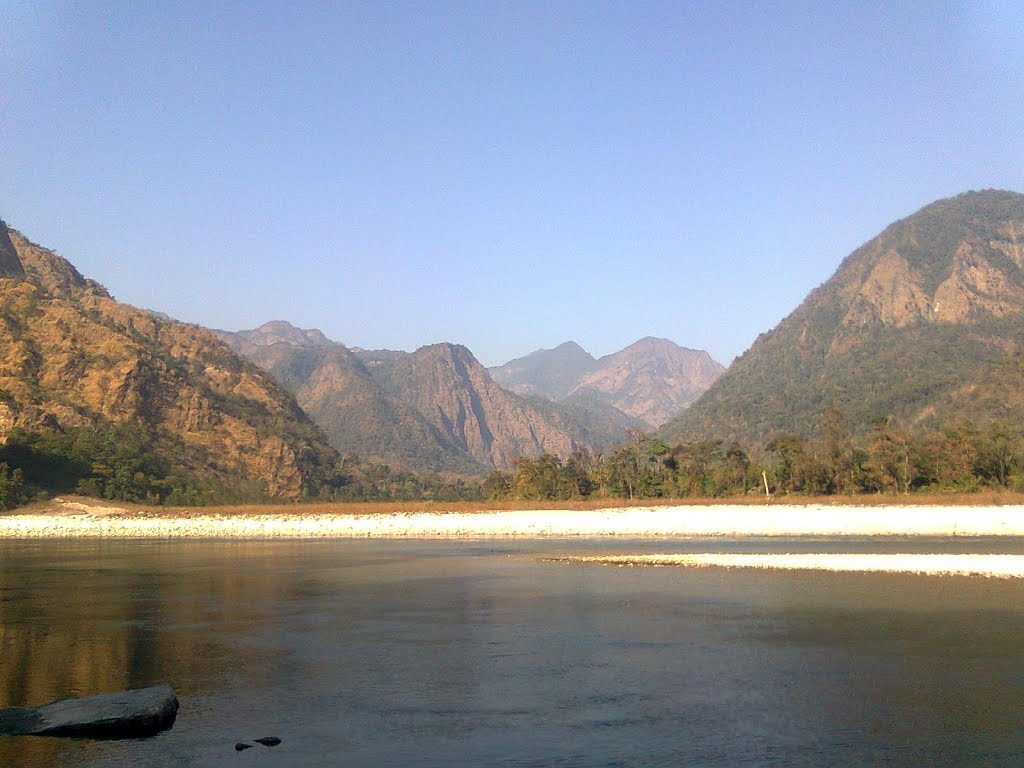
[1, 503, 1023, 538]
[556, 553, 1024, 578]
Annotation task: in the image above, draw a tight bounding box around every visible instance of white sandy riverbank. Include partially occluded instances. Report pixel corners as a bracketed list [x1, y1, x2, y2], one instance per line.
[557, 553, 1024, 578]
[1, 499, 1023, 538]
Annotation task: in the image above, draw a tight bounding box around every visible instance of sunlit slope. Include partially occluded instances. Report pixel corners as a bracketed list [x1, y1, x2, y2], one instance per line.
[661, 190, 1024, 445]
[0, 221, 339, 498]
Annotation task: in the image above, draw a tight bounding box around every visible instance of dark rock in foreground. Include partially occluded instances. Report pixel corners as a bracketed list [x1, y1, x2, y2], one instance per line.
[0, 685, 178, 739]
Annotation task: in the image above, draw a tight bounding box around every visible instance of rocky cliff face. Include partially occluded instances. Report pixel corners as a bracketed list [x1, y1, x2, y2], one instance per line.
[0, 222, 338, 498]
[370, 343, 579, 469]
[217, 326, 478, 473]
[219, 324, 581, 472]
[661, 189, 1024, 445]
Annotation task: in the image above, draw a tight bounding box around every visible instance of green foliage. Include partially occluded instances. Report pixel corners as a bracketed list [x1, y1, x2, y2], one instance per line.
[486, 412, 1024, 502]
[0, 424, 485, 510]
[0, 463, 26, 510]
[317, 454, 483, 503]
[0, 425, 275, 506]
[662, 191, 1024, 449]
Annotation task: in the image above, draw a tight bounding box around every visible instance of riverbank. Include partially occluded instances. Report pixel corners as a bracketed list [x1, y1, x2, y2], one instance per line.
[1, 496, 1023, 538]
[555, 553, 1024, 578]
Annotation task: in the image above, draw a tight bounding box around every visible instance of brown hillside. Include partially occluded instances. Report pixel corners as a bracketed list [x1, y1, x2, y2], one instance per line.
[0, 222, 338, 498]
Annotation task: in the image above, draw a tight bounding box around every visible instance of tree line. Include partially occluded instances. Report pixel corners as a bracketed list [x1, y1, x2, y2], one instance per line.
[3, 407, 1024, 511]
[484, 410, 1024, 501]
[0, 424, 483, 511]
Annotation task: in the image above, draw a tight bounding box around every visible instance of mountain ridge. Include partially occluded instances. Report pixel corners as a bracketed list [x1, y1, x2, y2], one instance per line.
[661, 189, 1024, 446]
[490, 336, 724, 429]
[217, 323, 584, 473]
[0, 220, 340, 499]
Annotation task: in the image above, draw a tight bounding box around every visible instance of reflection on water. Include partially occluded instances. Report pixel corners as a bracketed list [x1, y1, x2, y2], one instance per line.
[0, 538, 1022, 767]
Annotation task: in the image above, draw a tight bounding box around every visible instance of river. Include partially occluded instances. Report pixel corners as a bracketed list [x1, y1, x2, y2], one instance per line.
[1, 537, 1023, 766]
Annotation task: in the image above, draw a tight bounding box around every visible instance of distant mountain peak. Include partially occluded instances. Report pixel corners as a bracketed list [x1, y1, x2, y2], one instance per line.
[551, 340, 590, 353]
[490, 336, 723, 428]
[489, 341, 599, 400]
[574, 338, 725, 427]
[233, 320, 332, 347]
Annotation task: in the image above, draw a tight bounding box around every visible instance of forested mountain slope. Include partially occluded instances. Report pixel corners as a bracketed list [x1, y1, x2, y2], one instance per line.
[662, 189, 1024, 445]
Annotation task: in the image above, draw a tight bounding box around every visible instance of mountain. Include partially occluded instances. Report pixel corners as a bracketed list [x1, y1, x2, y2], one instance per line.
[0, 221, 339, 498]
[489, 341, 598, 400]
[490, 338, 724, 429]
[218, 324, 582, 472]
[661, 189, 1024, 446]
[527, 390, 648, 450]
[366, 343, 580, 468]
[569, 338, 725, 428]
[228, 320, 332, 349]
[216, 324, 482, 473]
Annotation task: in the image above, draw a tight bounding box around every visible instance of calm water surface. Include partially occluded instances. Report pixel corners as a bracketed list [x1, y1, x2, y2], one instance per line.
[1, 537, 1023, 767]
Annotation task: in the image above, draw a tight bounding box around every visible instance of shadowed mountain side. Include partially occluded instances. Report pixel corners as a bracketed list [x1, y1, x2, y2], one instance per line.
[0, 220, 339, 499]
[215, 336, 484, 474]
[489, 341, 598, 400]
[360, 343, 579, 469]
[524, 392, 648, 452]
[661, 189, 1024, 446]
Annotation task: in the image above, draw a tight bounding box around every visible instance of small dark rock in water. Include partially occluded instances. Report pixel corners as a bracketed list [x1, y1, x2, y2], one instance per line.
[235, 742, 254, 751]
[0, 685, 178, 740]
[255, 736, 281, 747]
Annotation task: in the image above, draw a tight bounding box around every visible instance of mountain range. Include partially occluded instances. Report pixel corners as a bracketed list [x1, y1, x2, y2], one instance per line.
[4, 187, 1022, 501]
[216, 324, 722, 473]
[490, 338, 725, 428]
[662, 189, 1024, 446]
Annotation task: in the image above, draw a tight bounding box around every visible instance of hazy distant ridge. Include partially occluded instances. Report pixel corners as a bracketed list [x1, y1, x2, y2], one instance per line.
[491, 337, 724, 429]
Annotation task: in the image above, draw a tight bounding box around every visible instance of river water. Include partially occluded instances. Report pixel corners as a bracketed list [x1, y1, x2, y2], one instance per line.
[1, 537, 1023, 767]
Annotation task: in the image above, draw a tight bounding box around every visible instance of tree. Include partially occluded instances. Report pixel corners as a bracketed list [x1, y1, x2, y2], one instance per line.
[864, 418, 912, 494]
[0, 463, 25, 510]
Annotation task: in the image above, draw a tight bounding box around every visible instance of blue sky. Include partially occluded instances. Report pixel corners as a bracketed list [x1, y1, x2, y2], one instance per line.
[3, 2, 1022, 366]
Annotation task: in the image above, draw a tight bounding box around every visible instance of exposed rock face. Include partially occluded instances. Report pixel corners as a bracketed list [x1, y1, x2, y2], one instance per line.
[219, 323, 581, 472]
[931, 242, 1024, 322]
[0, 221, 338, 498]
[490, 338, 725, 430]
[218, 326, 477, 473]
[661, 189, 1024, 445]
[371, 343, 579, 469]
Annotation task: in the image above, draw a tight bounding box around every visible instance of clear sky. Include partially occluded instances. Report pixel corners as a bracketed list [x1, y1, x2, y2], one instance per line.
[3, 2, 1023, 366]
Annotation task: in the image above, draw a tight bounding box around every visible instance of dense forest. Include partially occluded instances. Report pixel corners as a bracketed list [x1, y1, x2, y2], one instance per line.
[3, 408, 1024, 511]
[484, 410, 1024, 501]
[0, 425, 482, 510]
